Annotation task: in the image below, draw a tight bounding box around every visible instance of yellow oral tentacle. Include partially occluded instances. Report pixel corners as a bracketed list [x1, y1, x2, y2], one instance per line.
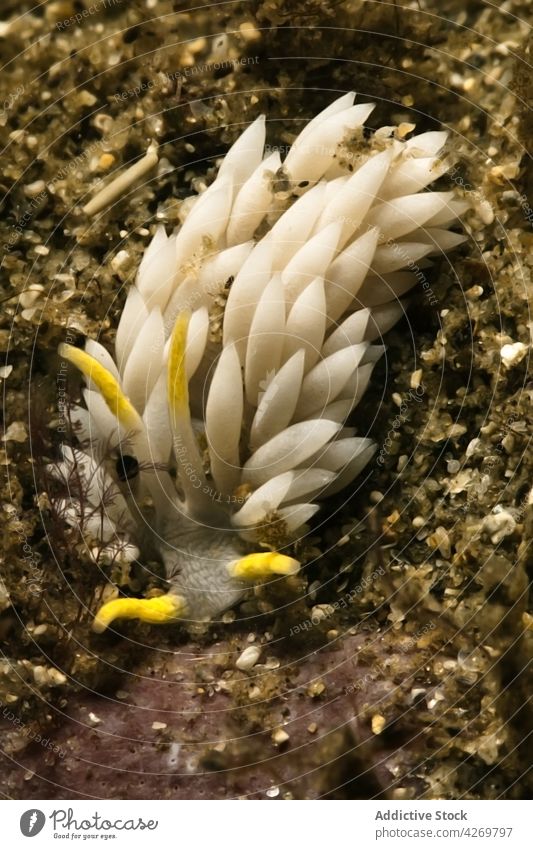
[92, 593, 187, 633]
[58, 343, 142, 433]
[227, 552, 301, 581]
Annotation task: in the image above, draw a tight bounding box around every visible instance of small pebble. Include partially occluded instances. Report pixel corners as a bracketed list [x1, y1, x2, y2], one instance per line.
[397, 454, 408, 472]
[482, 510, 516, 544]
[307, 680, 326, 698]
[271, 728, 290, 747]
[236, 645, 261, 671]
[372, 714, 386, 735]
[33, 666, 67, 687]
[477, 199, 494, 224]
[427, 526, 452, 559]
[3, 422, 27, 443]
[410, 368, 422, 389]
[501, 342, 528, 368]
[24, 180, 46, 198]
[111, 250, 129, 272]
[99, 153, 115, 171]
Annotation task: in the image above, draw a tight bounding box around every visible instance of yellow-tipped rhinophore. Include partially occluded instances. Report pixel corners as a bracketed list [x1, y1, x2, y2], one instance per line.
[59, 343, 142, 432]
[227, 551, 300, 581]
[167, 311, 191, 418]
[92, 592, 187, 633]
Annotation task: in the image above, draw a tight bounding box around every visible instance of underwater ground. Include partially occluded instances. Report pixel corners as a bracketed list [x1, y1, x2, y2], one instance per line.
[0, 0, 532, 799]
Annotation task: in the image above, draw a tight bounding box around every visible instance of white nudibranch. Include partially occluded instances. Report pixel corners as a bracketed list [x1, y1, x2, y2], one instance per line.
[53, 93, 467, 633]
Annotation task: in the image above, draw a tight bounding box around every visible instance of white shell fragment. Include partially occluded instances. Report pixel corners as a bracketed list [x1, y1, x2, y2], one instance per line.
[500, 341, 528, 369]
[236, 645, 262, 671]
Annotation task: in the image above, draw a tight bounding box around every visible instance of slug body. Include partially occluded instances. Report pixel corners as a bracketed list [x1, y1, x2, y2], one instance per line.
[53, 93, 466, 631]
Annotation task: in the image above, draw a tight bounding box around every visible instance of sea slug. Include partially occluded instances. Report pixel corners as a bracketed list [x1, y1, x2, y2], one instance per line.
[51, 93, 466, 632]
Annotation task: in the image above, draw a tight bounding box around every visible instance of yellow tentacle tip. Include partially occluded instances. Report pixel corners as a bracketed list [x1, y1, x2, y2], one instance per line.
[227, 552, 300, 582]
[58, 342, 140, 431]
[92, 593, 187, 633]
